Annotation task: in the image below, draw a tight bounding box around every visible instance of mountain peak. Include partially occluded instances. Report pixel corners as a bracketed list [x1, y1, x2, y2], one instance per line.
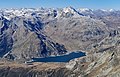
[79, 8, 92, 12]
[62, 7, 84, 17]
[109, 9, 115, 12]
[63, 6, 76, 13]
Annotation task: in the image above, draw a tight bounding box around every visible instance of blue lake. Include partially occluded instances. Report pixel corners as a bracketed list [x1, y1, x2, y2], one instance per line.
[32, 51, 86, 62]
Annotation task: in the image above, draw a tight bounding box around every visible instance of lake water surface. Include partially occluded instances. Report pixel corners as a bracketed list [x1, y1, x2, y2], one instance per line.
[32, 51, 86, 62]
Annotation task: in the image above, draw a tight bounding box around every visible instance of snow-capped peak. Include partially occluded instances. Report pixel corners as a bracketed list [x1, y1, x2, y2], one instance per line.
[62, 6, 84, 17]
[100, 9, 108, 12]
[63, 6, 77, 14]
[0, 7, 118, 21]
[109, 9, 115, 12]
[79, 8, 92, 12]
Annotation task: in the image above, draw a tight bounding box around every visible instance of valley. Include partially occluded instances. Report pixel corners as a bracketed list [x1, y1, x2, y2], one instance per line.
[0, 7, 119, 77]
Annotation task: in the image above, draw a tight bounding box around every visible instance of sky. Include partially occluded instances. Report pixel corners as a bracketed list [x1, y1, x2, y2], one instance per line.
[0, 0, 120, 10]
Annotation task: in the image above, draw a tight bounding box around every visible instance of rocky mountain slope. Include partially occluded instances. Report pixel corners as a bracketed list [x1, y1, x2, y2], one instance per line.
[0, 7, 119, 77]
[0, 14, 67, 62]
[0, 62, 70, 77]
[66, 33, 120, 77]
[0, 7, 111, 60]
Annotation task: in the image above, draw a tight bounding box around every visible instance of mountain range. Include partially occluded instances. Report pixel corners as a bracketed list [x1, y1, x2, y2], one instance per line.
[0, 7, 119, 77]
